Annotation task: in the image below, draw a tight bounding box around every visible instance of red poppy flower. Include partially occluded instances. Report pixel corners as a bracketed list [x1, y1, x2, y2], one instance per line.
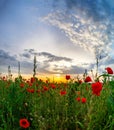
[91, 82, 102, 96]
[30, 77, 35, 83]
[66, 75, 70, 80]
[76, 97, 81, 102]
[19, 118, 30, 129]
[81, 97, 86, 103]
[85, 76, 92, 82]
[20, 83, 25, 88]
[78, 80, 82, 84]
[60, 90, 67, 95]
[105, 67, 113, 74]
[28, 82, 33, 87]
[43, 86, 49, 91]
[27, 88, 35, 93]
[50, 83, 56, 89]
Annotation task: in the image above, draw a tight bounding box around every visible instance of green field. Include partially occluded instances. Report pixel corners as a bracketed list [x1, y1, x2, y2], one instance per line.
[0, 72, 114, 130]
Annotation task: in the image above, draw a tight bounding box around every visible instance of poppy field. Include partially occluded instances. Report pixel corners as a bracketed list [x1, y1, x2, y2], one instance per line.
[0, 67, 114, 130]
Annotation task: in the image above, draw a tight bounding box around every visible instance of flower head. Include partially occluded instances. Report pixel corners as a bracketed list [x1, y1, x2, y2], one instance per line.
[91, 82, 102, 96]
[19, 118, 30, 129]
[60, 90, 67, 96]
[66, 75, 70, 80]
[50, 83, 56, 89]
[105, 67, 113, 74]
[85, 76, 92, 82]
[81, 97, 86, 103]
[20, 83, 25, 88]
[27, 88, 35, 93]
[30, 77, 36, 83]
[78, 80, 82, 84]
[76, 97, 81, 102]
[43, 86, 49, 91]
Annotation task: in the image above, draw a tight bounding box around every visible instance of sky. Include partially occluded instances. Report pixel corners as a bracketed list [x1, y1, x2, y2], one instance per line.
[0, 0, 114, 80]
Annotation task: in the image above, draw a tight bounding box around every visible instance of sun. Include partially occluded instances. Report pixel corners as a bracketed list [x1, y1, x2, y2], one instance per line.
[55, 74, 61, 77]
[52, 74, 66, 82]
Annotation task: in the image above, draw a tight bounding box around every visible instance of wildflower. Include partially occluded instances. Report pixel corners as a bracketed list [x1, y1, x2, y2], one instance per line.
[91, 82, 102, 96]
[85, 76, 92, 82]
[20, 83, 25, 88]
[29, 83, 33, 87]
[30, 77, 35, 83]
[19, 118, 30, 129]
[27, 88, 35, 93]
[76, 97, 81, 102]
[78, 80, 82, 84]
[50, 83, 56, 89]
[105, 67, 113, 74]
[81, 97, 86, 103]
[60, 90, 67, 95]
[66, 75, 70, 80]
[43, 86, 49, 91]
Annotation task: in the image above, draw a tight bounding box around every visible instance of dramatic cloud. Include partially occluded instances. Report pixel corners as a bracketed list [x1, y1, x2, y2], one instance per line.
[42, 0, 114, 64]
[0, 49, 17, 65]
[22, 49, 72, 62]
[20, 49, 90, 74]
[38, 52, 72, 62]
[64, 0, 113, 21]
[43, 12, 111, 54]
[0, 48, 112, 76]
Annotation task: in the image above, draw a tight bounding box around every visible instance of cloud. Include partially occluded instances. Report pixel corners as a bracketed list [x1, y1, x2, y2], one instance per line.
[0, 49, 17, 65]
[0, 49, 35, 75]
[53, 0, 114, 22]
[20, 49, 73, 74]
[21, 49, 114, 74]
[19, 49, 113, 75]
[21, 53, 31, 59]
[38, 52, 72, 62]
[1, 48, 112, 75]
[24, 49, 36, 54]
[63, 65, 85, 74]
[43, 11, 112, 52]
[0, 49, 19, 74]
[42, 0, 114, 65]
[20, 49, 89, 75]
[22, 49, 72, 62]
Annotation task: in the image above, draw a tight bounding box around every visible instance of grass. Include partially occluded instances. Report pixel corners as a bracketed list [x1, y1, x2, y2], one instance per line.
[0, 73, 113, 130]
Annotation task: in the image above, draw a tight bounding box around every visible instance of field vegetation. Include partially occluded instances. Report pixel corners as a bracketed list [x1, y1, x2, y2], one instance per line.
[0, 67, 114, 129]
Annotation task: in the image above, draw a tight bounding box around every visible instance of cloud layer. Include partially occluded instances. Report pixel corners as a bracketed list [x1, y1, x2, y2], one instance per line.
[0, 49, 90, 75]
[38, 0, 114, 75]
[1, 47, 114, 76]
[42, 0, 114, 62]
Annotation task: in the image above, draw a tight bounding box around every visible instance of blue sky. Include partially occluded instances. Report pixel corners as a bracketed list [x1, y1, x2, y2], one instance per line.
[0, 0, 114, 78]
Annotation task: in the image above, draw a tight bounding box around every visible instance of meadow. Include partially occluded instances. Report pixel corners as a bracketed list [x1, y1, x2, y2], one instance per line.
[0, 67, 114, 130]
